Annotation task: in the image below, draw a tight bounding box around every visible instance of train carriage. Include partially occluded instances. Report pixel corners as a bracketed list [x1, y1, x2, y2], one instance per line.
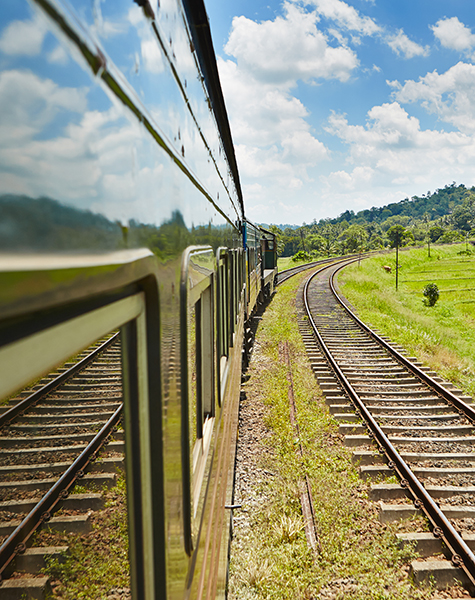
[0, 0, 276, 598]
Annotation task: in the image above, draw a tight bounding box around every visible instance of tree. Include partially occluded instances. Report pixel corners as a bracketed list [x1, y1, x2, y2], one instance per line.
[387, 225, 406, 248]
[428, 225, 444, 243]
[306, 233, 326, 254]
[319, 222, 340, 257]
[338, 224, 368, 253]
[269, 225, 285, 256]
[452, 205, 473, 233]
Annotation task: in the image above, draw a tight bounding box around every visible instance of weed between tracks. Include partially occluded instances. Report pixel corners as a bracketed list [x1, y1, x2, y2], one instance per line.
[228, 273, 433, 600]
[339, 244, 475, 399]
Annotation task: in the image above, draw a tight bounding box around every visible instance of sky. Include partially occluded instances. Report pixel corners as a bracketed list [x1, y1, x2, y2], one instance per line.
[205, 0, 475, 225]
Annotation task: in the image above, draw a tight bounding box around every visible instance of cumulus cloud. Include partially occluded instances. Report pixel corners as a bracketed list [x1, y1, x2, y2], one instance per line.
[431, 17, 475, 55]
[325, 165, 374, 190]
[301, 0, 425, 59]
[225, 3, 358, 85]
[218, 0, 440, 222]
[0, 69, 147, 217]
[218, 2, 344, 198]
[389, 62, 475, 133]
[387, 29, 429, 59]
[0, 15, 47, 56]
[0, 70, 87, 144]
[325, 102, 472, 192]
[218, 59, 314, 148]
[305, 0, 380, 36]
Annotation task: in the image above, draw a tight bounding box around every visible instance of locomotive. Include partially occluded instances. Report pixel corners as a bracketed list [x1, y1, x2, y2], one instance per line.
[0, 0, 277, 598]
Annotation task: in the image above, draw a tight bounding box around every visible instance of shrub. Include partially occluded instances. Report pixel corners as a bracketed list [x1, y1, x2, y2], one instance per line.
[423, 283, 439, 306]
[291, 250, 310, 262]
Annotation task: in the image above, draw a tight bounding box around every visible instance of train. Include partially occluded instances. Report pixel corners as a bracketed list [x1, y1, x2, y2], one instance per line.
[0, 0, 277, 598]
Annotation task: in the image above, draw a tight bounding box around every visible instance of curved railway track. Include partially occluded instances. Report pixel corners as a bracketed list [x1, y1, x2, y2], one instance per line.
[277, 259, 334, 285]
[0, 334, 124, 596]
[276, 252, 373, 286]
[300, 259, 475, 595]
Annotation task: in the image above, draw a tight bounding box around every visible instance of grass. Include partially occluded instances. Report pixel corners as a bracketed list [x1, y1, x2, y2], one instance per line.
[277, 257, 315, 270]
[339, 243, 475, 398]
[228, 272, 432, 599]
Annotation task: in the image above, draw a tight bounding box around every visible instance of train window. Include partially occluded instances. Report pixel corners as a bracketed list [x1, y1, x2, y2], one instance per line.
[180, 246, 217, 549]
[217, 248, 236, 406]
[195, 284, 215, 427]
[0, 251, 166, 599]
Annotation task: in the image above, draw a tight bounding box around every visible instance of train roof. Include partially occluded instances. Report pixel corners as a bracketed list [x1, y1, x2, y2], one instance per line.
[182, 0, 244, 221]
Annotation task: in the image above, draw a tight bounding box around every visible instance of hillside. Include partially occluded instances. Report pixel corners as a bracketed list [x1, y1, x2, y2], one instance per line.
[330, 183, 471, 225]
[270, 183, 475, 257]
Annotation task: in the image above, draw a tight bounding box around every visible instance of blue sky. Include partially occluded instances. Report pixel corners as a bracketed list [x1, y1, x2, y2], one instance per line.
[205, 0, 475, 224]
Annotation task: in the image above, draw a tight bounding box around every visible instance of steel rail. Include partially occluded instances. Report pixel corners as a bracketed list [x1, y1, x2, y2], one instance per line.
[0, 403, 123, 577]
[277, 258, 334, 285]
[277, 252, 376, 286]
[304, 265, 475, 588]
[0, 332, 119, 427]
[330, 261, 475, 423]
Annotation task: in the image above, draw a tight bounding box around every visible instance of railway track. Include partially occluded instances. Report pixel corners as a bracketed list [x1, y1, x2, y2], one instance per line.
[276, 252, 372, 286]
[276, 259, 333, 285]
[300, 259, 475, 595]
[0, 334, 124, 598]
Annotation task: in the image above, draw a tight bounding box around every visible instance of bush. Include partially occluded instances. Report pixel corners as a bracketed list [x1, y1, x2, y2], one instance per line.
[291, 250, 310, 262]
[423, 283, 439, 306]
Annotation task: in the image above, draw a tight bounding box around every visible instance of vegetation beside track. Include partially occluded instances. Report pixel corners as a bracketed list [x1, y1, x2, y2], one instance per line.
[339, 243, 475, 399]
[229, 272, 431, 600]
[277, 256, 313, 270]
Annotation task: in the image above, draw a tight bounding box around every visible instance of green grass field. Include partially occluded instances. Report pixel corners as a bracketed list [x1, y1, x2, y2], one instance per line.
[339, 243, 475, 397]
[277, 256, 311, 270]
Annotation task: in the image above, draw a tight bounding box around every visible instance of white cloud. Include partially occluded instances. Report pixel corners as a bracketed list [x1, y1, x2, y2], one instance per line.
[225, 3, 358, 85]
[218, 2, 353, 200]
[301, 0, 425, 60]
[48, 45, 69, 65]
[325, 102, 474, 195]
[0, 15, 47, 56]
[326, 166, 374, 190]
[304, 0, 380, 36]
[431, 17, 475, 55]
[0, 70, 87, 143]
[387, 29, 429, 59]
[282, 130, 328, 162]
[218, 58, 314, 148]
[389, 62, 475, 133]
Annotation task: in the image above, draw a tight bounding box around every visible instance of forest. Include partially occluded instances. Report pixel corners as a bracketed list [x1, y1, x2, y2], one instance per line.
[268, 183, 475, 258]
